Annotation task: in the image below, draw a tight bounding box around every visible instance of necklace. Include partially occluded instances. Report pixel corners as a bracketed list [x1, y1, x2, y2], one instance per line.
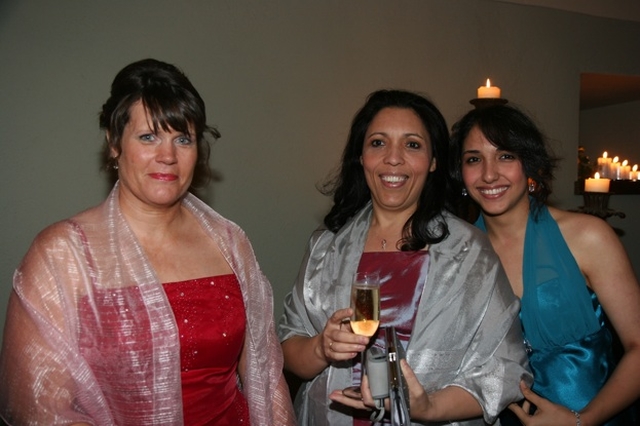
[381, 239, 387, 250]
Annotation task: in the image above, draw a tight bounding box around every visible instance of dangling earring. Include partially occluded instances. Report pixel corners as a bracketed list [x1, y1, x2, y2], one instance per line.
[113, 162, 119, 170]
[528, 178, 536, 193]
[462, 188, 468, 196]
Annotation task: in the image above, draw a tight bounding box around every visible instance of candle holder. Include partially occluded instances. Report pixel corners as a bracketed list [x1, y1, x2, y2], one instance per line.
[576, 192, 625, 220]
[469, 98, 508, 109]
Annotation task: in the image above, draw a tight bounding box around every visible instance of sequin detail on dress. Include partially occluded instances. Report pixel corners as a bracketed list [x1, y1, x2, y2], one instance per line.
[163, 274, 250, 425]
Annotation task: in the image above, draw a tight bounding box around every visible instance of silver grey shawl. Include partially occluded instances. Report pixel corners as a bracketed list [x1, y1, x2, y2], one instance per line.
[278, 203, 530, 425]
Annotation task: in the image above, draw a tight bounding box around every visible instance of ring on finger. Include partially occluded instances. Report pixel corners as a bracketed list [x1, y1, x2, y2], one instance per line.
[329, 341, 334, 351]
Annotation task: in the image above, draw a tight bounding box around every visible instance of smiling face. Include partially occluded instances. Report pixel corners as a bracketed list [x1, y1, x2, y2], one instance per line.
[461, 125, 529, 217]
[361, 107, 436, 216]
[113, 100, 197, 210]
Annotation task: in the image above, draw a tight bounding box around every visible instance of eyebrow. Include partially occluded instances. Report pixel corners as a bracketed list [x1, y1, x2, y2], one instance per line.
[367, 131, 426, 140]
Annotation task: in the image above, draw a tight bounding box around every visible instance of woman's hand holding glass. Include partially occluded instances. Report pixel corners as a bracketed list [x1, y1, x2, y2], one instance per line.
[317, 272, 380, 366]
[317, 308, 369, 365]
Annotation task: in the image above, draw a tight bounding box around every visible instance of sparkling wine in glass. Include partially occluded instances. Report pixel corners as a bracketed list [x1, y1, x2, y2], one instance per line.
[343, 271, 381, 400]
[350, 271, 381, 337]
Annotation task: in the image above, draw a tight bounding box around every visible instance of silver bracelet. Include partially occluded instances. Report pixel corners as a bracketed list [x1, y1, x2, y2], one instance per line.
[571, 410, 581, 426]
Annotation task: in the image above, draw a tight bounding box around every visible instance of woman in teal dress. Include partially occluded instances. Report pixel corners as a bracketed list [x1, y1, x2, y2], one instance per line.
[449, 104, 640, 425]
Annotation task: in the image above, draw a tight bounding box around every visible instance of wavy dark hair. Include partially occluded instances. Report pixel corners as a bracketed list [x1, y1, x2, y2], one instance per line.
[449, 104, 558, 219]
[99, 58, 220, 189]
[321, 89, 451, 250]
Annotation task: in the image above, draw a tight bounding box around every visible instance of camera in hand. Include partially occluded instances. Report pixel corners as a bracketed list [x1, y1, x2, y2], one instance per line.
[342, 327, 410, 425]
[366, 346, 388, 399]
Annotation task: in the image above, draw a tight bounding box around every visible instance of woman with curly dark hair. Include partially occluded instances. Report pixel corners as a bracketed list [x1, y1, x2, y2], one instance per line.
[321, 89, 452, 250]
[278, 89, 530, 425]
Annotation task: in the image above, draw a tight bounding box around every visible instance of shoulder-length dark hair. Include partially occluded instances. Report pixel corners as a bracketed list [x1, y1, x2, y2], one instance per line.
[99, 58, 220, 189]
[449, 104, 558, 219]
[322, 89, 450, 250]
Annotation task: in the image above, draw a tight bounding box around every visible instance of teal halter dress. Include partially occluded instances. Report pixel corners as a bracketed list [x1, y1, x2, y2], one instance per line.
[476, 205, 635, 425]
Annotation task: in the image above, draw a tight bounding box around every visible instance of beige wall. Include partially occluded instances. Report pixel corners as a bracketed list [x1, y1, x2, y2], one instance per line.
[1, 0, 639, 343]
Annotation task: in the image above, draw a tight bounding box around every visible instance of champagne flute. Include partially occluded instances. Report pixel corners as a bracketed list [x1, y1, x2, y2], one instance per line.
[350, 271, 381, 338]
[349, 271, 381, 396]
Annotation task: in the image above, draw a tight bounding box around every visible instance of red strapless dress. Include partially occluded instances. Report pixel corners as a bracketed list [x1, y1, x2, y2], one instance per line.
[163, 274, 250, 426]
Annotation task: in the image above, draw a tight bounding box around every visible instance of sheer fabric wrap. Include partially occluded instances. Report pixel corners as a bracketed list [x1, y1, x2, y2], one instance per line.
[0, 184, 295, 425]
[278, 204, 532, 426]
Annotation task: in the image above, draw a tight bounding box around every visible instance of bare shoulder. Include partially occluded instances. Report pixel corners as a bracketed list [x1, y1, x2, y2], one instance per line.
[548, 206, 616, 248]
[548, 206, 634, 292]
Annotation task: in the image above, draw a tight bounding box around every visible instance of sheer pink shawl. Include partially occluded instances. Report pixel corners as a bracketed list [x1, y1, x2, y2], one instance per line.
[0, 185, 295, 425]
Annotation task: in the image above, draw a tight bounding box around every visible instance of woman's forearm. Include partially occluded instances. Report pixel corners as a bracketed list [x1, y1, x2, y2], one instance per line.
[412, 386, 483, 423]
[281, 335, 328, 380]
[579, 345, 640, 425]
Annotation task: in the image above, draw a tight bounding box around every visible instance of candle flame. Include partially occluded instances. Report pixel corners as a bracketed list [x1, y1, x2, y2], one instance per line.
[603, 151, 608, 158]
[613, 156, 619, 163]
[594, 172, 600, 179]
[485, 78, 491, 88]
[623, 159, 628, 166]
[634, 164, 638, 172]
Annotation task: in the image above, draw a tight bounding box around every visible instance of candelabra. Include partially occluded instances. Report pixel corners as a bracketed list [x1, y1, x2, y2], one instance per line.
[469, 98, 508, 109]
[576, 192, 625, 220]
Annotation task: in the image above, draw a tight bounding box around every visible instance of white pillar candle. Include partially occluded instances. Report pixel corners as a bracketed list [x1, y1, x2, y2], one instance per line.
[597, 152, 612, 178]
[584, 173, 610, 193]
[477, 79, 501, 98]
[622, 160, 631, 180]
[612, 156, 621, 180]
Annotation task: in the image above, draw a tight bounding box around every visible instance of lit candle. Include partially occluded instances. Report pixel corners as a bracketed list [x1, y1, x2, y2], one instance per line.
[612, 156, 621, 180]
[634, 164, 639, 181]
[477, 79, 501, 99]
[584, 172, 610, 193]
[622, 159, 631, 180]
[597, 151, 611, 178]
